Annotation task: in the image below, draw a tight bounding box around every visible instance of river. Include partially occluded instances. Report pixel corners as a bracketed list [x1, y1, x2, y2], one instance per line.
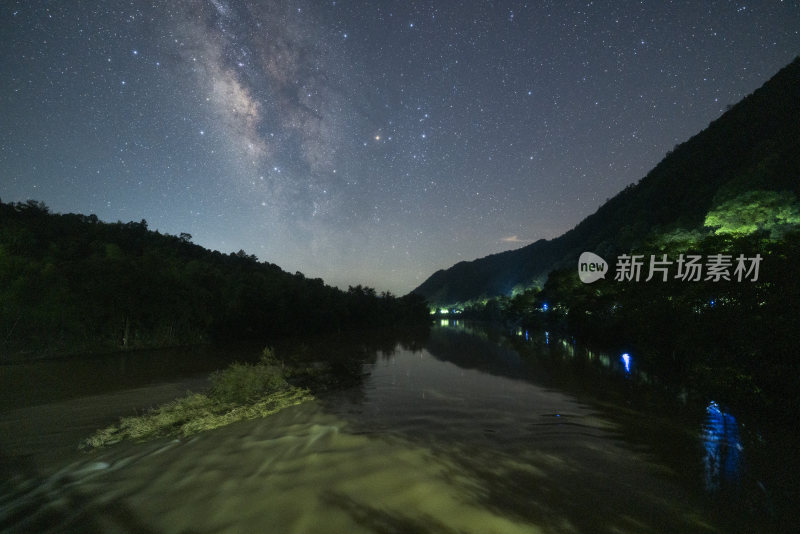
[0, 321, 792, 532]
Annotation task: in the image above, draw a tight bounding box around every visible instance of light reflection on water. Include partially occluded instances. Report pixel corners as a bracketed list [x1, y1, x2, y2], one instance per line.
[0, 326, 734, 533]
[509, 321, 748, 497]
[509, 323, 749, 492]
[702, 400, 743, 492]
[620, 353, 631, 374]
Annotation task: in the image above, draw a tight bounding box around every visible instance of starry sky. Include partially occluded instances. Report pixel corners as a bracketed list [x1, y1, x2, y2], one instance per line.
[2, 1, 799, 294]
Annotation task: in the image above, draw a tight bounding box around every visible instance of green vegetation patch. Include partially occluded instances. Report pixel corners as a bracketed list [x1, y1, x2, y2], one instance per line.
[208, 360, 288, 404]
[704, 190, 800, 238]
[81, 350, 314, 449]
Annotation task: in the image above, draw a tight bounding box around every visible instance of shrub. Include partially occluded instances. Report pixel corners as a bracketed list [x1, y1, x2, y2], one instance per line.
[209, 361, 287, 404]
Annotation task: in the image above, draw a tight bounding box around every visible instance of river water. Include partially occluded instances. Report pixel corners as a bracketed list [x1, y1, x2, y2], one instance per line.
[0, 322, 790, 533]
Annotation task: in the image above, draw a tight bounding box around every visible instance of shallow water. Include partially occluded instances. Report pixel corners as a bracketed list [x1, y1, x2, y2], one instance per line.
[0, 325, 778, 532]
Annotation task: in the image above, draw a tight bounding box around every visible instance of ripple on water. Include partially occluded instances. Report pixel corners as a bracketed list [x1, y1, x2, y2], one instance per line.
[1, 346, 721, 533]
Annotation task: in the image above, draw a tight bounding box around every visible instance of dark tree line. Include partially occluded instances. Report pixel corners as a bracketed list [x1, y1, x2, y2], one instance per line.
[0, 199, 428, 359]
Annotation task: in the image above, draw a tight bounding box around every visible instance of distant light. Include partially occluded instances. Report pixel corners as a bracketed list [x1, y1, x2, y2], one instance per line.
[710, 299, 716, 308]
[621, 353, 631, 373]
[440, 308, 449, 314]
[542, 303, 549, 311]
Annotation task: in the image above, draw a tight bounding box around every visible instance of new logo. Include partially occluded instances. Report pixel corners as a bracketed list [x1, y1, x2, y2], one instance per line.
[578, 252, 608, 283]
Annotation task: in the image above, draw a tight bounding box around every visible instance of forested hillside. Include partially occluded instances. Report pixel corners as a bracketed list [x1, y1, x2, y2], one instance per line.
[0, 200, 427, 359]
[414, 57, 800, 305]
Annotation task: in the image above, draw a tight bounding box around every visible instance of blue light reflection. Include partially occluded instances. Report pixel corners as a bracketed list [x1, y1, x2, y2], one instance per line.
[621, 353, 631, 373]
[702, 400, 743, 492]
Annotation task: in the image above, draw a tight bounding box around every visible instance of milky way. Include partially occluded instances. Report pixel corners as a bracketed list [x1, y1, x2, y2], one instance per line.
[2, 1, 799, 293]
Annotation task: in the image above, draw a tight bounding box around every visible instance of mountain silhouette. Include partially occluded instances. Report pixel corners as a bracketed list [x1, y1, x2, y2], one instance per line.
[413, 57, 800, 304]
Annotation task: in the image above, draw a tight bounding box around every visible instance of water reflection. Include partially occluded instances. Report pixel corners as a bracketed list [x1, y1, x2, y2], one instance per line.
[621, 353, 631, 374]
[0, 346, 236, 411]
[0, 323, 766, 532]
[702, 400, 743, 491]
[510, 322, 649, 383]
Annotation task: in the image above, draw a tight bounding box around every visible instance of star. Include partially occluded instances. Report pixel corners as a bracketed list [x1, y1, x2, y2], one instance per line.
[1, 0, 795, 295]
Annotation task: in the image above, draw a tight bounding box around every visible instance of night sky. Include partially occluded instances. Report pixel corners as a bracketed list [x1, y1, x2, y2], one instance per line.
[2, 1, 798, 294]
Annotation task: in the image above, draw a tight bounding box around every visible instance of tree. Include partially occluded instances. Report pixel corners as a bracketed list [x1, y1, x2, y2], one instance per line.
[704, 190, 800, 239]
[15, 200, 49, 214]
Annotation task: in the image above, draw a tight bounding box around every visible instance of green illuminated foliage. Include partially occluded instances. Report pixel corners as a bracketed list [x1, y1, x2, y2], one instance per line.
[704, 190, 800, 238]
